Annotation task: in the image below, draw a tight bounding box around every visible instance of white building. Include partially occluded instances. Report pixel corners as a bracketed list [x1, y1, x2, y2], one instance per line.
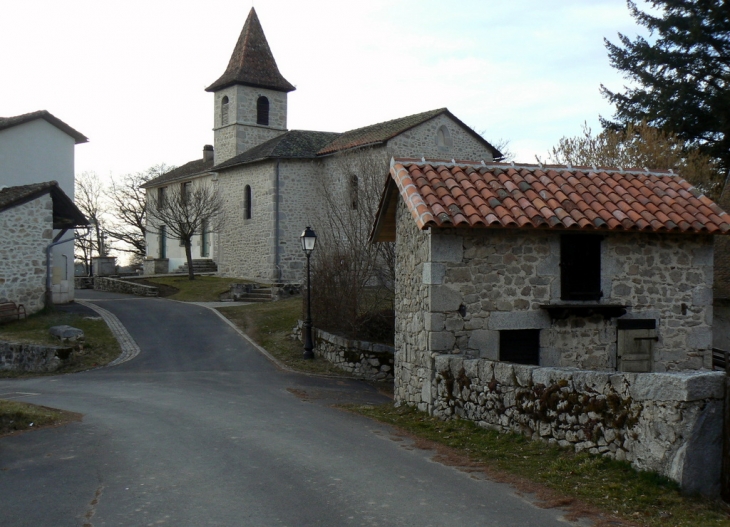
[0, 110, 88, 302]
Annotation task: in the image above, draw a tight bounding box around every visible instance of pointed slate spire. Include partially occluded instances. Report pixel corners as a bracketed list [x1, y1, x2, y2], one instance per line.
[206, 7, 295, 93]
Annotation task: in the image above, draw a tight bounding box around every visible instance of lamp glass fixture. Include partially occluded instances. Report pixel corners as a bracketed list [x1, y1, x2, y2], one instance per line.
[300, 226, 317, 253]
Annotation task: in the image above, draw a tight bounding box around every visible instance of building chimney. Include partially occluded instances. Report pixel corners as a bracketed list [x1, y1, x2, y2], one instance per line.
[203, 144, 214, 162]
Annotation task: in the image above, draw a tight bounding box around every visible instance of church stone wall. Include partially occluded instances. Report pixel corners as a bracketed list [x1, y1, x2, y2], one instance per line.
[213, 85, 288, 164]
[387, 114, 495, 161]
[217, 162, 276, 280]
[0, 195, 51, 314]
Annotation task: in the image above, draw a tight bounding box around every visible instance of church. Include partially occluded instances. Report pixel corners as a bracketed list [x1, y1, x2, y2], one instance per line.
[142, 7, 500, 283]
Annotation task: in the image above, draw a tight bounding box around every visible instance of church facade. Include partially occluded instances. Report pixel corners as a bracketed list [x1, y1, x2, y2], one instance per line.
[142, 8, 499, 283]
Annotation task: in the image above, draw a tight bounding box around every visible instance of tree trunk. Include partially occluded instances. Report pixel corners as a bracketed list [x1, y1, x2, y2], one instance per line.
[184, 241, 195, 281]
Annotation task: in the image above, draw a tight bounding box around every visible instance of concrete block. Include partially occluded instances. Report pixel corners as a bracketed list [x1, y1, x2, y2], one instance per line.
[468, 329, 498, 358]
[431, 233, 463, 263]
[430, 285, 462, 312]
[629, 371, 724, 402]
[429, 331, 456, 351]
[688, 326, 712, 349]
[422, 263, 446, 285]
[488, 310, 551, 330]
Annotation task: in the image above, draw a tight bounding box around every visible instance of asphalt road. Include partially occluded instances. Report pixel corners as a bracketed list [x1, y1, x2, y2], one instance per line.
[0, 291, 583, 526]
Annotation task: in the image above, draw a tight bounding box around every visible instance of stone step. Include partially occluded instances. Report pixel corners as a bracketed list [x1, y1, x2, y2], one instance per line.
[176, 259, 218, 273]
[225, 284, 273, 302]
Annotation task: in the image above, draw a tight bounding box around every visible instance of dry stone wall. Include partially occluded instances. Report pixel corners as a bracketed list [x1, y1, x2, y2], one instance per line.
[430, 355, 723, 496]
[0, 340, 71, 372]
[0, 195, 51, 314]
[93, 277, 158, 297]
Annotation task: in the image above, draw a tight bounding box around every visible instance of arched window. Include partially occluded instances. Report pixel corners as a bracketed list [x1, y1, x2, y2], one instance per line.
[436, 125, 452, 148]
[256, 96, 269, 126]
[243, 185, 252, 220]
[221, 96, 229, 126]
[350, 174, 359, 210]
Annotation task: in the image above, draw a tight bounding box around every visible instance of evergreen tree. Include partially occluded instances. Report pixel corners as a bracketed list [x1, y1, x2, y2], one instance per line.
[601, 0, 730, 174]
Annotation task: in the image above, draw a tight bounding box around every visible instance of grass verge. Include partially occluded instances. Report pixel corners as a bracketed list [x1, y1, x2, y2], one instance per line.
[130, 275, 248, 302]
[0, 310, 121, 378]
[0, 399, 81, 437]
[217, 298, 350, 376]
[346, 403, 729, 527]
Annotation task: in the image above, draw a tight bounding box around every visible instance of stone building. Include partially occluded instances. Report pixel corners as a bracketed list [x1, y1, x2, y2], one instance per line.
[370, 158, 730, 494]
[0, 111, 88, 302]
[0, 182, 88, 314]
[141, 7, 499, 279]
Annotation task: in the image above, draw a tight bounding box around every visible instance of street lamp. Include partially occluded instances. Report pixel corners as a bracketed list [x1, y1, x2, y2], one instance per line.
[301, 226, 317, 359]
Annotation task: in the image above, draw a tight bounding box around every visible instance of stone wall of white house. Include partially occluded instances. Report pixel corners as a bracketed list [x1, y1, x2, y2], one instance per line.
[388, 114, 496, 161]
[0, 195, 52, 314]
[431, 355, 723, 496]
[213, 85, 288, 164]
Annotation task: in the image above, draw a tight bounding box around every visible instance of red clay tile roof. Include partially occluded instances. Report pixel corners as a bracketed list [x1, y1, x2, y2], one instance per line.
[206, 7, 295, 93]
[372, 159, 730, 241]
[0, 110, 87, 144]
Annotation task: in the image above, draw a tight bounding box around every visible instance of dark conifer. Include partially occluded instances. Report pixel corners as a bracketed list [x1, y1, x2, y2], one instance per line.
[601, 0, 730, 174]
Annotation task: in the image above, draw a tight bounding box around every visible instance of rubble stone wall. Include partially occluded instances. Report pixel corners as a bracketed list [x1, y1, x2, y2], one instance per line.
[93, 277, 158, 297]
[430, 355, 723, 496]
[0, 340, 71, 372]
[417, 229, 713, 372]
[0, 194, 51, 314]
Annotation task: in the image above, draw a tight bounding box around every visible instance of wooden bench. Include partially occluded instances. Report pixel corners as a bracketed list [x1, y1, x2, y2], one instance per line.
[0, 302, 26, 322]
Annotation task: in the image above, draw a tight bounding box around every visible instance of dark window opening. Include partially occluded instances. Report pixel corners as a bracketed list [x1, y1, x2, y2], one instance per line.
[201, 219, 209, 257]
[256, 96, 269, 125]
[560, 235, 602, 301]
[351, 174, 359, 210]
[157, 187, 166, 210]
[221, 96, 229, 126]
[499, 329, 540, 365]
[159, 225, 167, 259]
[181, 181, 191, 204]
[243, 185, 252, 220]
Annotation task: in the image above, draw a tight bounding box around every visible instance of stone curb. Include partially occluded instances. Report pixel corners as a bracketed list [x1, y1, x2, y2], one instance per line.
[76, 300, 141, 367]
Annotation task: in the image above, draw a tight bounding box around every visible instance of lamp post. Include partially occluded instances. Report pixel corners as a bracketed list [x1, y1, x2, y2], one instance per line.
[301, 226, 317, 359]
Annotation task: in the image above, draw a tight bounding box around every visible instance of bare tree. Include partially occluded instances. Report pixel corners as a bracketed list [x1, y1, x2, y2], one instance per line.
[146, 180, 224, 280]
[106, 164, 173, 265]
[74, 171, 110, 275]
[310, 148, 395, 342]
[544, 121, 723, 199]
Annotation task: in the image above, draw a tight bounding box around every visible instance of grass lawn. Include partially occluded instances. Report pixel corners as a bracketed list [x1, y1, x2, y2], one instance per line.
[348, 403, 730, 527]
[0, 399, 80, 437]
[131, 275, 249, 302]
[217, 298, 351, 376]
[0, 309, 121, 378]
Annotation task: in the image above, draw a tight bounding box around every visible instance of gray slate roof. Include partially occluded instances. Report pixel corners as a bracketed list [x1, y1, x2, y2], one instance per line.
[141, 158, 215, 189]
[213, 130, 339, 171]
[0, 110, 88, 144]
[206, 7, 295, 93]
[0, 181, 88, 228]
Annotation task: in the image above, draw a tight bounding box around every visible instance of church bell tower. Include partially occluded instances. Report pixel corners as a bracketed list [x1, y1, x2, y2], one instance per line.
[206, 8, 295, 165]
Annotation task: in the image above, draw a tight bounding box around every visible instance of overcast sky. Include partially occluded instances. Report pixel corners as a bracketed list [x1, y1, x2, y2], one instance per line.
[1, 0, 643, 182]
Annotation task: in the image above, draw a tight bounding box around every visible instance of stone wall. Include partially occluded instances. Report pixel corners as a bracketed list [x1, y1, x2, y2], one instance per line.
[213, 85, 288, 164]
[295, 322, 395, 381]
[93, 277, 158, 297]
[412, 228, 713, 372]
[387, 114, 496, 161]
[429, 355, 723, 496]
[394, 199, 433, 410]
[0, 194, 51, 314]
[0, 340, 71, 372]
